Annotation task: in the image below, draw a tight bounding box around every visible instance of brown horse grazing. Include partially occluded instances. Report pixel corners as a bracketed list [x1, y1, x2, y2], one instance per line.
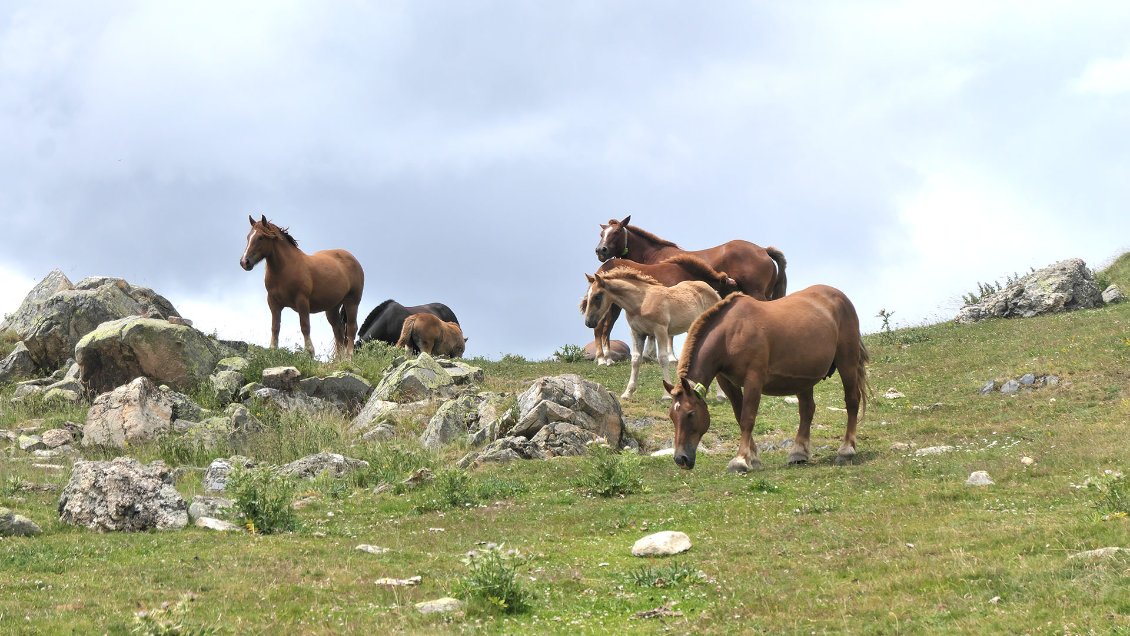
[586, 254, 739, 365]
[594, 215, 787, 300]
[583, 268, 721, 399]
[240, 215, 365, 359]
[395, 313, 466, 358]
[662, 286, 869, 472]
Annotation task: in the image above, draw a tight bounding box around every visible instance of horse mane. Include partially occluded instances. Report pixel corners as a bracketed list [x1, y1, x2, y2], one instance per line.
[259, 218, 299, 248]
[677, 293, 747, 378]
[612, 221, 679, 249]
[601, 267, 662, 287]
[660, 253, 729, 283]
[359, 299, 398, 336]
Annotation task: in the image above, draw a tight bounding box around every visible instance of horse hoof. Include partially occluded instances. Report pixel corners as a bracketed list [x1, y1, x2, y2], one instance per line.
[786, 454, 809, 466]
[620, 393, 633, 400]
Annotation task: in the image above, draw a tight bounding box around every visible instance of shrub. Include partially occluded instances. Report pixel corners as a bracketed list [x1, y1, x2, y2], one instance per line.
[454, 544, 532, 615]
[1088, 470, 1128, 518]
[413, 469, 527, 513]
[242, 345, 320, 384]
[131, 594, 216, 636]
[627, 561, 703, 588]
[551, 344, 586, 363]
[577, 445, 644, 498]
[349, 442, 436, 489]
[227, 465, 299, 534]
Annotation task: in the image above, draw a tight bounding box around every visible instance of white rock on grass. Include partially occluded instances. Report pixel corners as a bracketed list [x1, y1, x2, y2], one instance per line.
[965, 471, 994, 486]
[650, 448, 675, 457]
[375, 576, 422, 587]
[415, 597, 464, 614]
[1067, 547, 1126, 561]
[1020, 456, 1036, 467]
[632, 530, 692, 557]
[883, 387, 905, 399]
[356, 544, 389, 555]
[194, 517, 242, 532]
[915, 445, 955, 456]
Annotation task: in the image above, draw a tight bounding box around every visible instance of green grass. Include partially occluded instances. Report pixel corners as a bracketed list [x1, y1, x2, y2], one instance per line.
[2, 258, 1129, 634]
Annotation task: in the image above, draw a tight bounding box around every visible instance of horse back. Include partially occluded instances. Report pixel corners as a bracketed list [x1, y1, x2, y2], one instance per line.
[689, 240, 782, 300]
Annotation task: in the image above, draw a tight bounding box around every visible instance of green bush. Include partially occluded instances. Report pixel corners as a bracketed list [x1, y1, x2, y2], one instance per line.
[413, 469, 528, 513]
[454, 544, 532, 615]
[627, 561, 703, 588]
[1088, 470, 1128, 518]
[227, 465, 299, 534]
[242, 346, 320, 384]
[551, 344, 586, 363]
[349, 442, 436, 489]
[577, 445, 644, 498]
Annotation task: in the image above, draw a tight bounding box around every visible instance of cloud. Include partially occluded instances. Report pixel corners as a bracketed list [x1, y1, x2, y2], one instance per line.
[1072, 48, 1130, 96]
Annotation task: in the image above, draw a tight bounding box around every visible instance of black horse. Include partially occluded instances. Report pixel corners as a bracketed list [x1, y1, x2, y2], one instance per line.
[356, 299, 461, 347]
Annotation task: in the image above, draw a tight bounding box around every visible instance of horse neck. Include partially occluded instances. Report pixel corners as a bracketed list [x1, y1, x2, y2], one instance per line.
[680, 310, 725, 385]
[627, 231, 679, 263]
[264, 238, 306, 272]
[602, 278, 648, 313]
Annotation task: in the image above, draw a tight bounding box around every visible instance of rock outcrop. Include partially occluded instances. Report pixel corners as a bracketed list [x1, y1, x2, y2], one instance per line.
[956, 258, 1103, 323]
[58, 458, 188, 531]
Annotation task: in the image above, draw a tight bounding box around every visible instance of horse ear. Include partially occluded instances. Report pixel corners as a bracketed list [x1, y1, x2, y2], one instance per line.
[620, 214, 631, 227]
[260, 214, 267, 224]
[600, 223, 608, 230]
[585, 273, 596, 283]
[248, 215, 256, 227]
[662, 380, 675, 395]
[680, 377, 695, 394]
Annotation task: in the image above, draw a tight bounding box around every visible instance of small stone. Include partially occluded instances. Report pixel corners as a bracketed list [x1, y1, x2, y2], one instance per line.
[783, 396, 799, 405]
[39, 429, 74, 449]
[979, 381, 997, 395]
[1019, 373, 1036, 386]
[17, 435, 45, 452]
[261, 366, 301, 391]
[915, 445, 954, 456]
[890, 442, 911, 451]
[883, 388, 905, 399]
[1020, 456, 1036, 467]
[965, 471, 994, 486]
[356, 544, 389, 555]
[415, 597, 464, 614]
[1067, 547, 1127, 560]
[632, 530, 692, 557]
[194, 517, 242, 532]
[375, 576, 422, 587]
[402, 467, 434, 488]
[0, 507, 43, 536]
[999, 380, 1021, 395]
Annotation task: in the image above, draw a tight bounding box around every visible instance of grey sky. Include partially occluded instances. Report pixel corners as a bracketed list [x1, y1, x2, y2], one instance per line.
[2, 2, 1128, 359]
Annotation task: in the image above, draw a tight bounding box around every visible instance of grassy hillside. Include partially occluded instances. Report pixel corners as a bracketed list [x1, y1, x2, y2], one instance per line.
[1, 259, 1128, 634]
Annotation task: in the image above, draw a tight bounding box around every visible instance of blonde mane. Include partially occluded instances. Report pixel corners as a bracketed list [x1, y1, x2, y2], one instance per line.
[677, 292, 748, 377]
[599, 267, 662, 287]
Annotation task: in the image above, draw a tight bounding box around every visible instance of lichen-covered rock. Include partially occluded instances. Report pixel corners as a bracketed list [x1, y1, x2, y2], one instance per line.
[75, 316, 227, 395]
[0, 507, 42, 536]
[509, 374, 623, 447]
[261, 366, 301, 391]
[0, 341, 39, 384]
[58, 457, 188, 531]
[298, 371, 374, 413]
[82, 377, 204, 449]
[1103, 284, 1125, 304]
[0, 269, 73, 336]
[276, 452, 370, 480]
[420, 394, 482, 450]
[956, 258, 1103, 323]
[371, 353, 456, 403]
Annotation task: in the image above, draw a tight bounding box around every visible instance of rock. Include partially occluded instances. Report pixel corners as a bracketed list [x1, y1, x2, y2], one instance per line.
[75, 316, 228, 395]
[0, 507, 43, 536]
[203, 456, 256, 492]
[58, 457, 188, 531]
[421, 395, 482, 450]
[402, 468, 434, 488]
[530, 421, 603, 457]
[889, 442, 912, 452]
[468, 393, 515, 446]
[39, 429, 74, 449]
[632, 531, 692, 557]
[438, 359, 485, 385]
[965, 471, 994, 486]
[509, 374, 623, 447]
[194, 517, 242, 532]
[82, 377, 201, 449]
[1067, 547, 1127, 560]
[276, 452, 369, 480]
[248, 386, 336, 414]
[350, 397, 431, 436]
[415, 597, 464, 614]
[883, 388, 905, 399]
[298, 372, 374, 413]
[375, 576, 422, 587]
[979, 380, 997, 395]
[188, 495, 235, 520]
[462, 436, 546, 467]
[0, 269, 73, 336]
[915, 445, 954, 456]
[956, 258, 1103, 323]
[261, 366, 301, 391]
[210, 369, 245, 405]
[1020, 456, 1036, 467]
[215, 357, 250, 373]
[17, 434, 45, 452]
[999, 379, 1021, 395]
[1102, 284, 1125, 304]
[650, 448, 675, 457]
[356, 544, 390, 555]
[1019, 373, 1036, 386]
[371, 353, 456, 403]
[17, 276, 181, 374]
[0, 341, 39, 384]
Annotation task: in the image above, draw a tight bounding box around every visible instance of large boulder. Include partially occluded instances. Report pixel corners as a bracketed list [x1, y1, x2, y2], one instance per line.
[298, 372, 374, 413]
[58, 457, 188, 531]
[12, 275, 180, 373]
[420, 395, 483, 450]
[82, 377, 203, 449]
[0, 341, 39, 384]
[956, 258, 1104, 323]
[372, 353, 456, 403]
[75, 316, 227, 395]
[0, 268, 73, 335]
[510, 374, 623, 447]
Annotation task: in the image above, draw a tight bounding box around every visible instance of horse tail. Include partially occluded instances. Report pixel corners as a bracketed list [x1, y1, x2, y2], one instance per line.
[857, 340, 870, 419]
[766, 247, 787, 299]
[395, 315, 417, 350]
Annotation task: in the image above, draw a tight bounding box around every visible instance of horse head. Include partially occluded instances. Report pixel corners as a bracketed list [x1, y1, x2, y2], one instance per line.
[240, 214, 272, 271]
[663, 376, 712, 470]
[595, 215, 631, 262]
[582, 273, 613, 328]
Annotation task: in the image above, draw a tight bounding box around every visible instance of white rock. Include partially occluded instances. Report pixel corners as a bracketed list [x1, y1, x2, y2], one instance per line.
[632, 530, 692, 557]
[890, 442, 911, 451]
[415, 597, 464, 614]
[194, 517, 242, 532]
[650, 448, 675, 457]
[356, 544, 389, 555]
[965, 471, 994, 486]
[1020, 456, 1036, 466]
[915, 445, 954, 456]
[783, 396, 799, 405]
[1068, 547, 1126, 560]
[375, 576, 422, 587]
[883, 388, 905, 399]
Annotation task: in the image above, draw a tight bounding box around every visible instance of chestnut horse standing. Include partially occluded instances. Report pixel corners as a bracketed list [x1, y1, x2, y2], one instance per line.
[396, 313, 466, 358]
[663, 286, 869, 472]
[240, 215, 365, 359]
[584, 253, 738, 365]
[592, 215, 786, 363]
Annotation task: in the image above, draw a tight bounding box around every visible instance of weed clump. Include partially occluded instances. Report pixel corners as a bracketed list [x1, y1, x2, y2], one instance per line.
[577, 445, 644, 498]
[454, 544, 531, 615]
[227, 465, 299, 534]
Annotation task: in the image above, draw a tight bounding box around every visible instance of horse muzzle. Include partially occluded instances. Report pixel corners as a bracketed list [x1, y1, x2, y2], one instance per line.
[584, 315, 598, 329]
[595, 246, 611, 262]
[674, 451, 696, 470]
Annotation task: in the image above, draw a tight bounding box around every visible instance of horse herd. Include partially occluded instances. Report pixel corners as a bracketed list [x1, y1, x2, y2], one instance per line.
[240, 214, 869, 472]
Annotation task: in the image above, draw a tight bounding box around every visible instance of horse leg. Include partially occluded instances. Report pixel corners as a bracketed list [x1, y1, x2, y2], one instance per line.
[788, 387, 816, 465]
[343, 299, 360, 359]
[600, 305, 622, 365]
[836, 368, 862, 465]
[325, 306, 346, 360]
[621, 329, 646, 400]
[729, 387, 763, 473]
[654, 326, 673, 400]
[268, 298, 283, 349]
[718, 376, 743, 422]
[296, 298, 314, 356]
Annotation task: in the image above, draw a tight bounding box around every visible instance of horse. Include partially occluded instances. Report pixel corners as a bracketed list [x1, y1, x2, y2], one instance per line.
[583, 267, 721, 399]
[585, 253, 739, 365]
[662, 286, 869, 472]
[357, 299, 460, 347]
[594, 215, 787, 300]
[240, 215, 364, 359]
[395, 313, 466, 358]
[583, 339, 629, 363]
